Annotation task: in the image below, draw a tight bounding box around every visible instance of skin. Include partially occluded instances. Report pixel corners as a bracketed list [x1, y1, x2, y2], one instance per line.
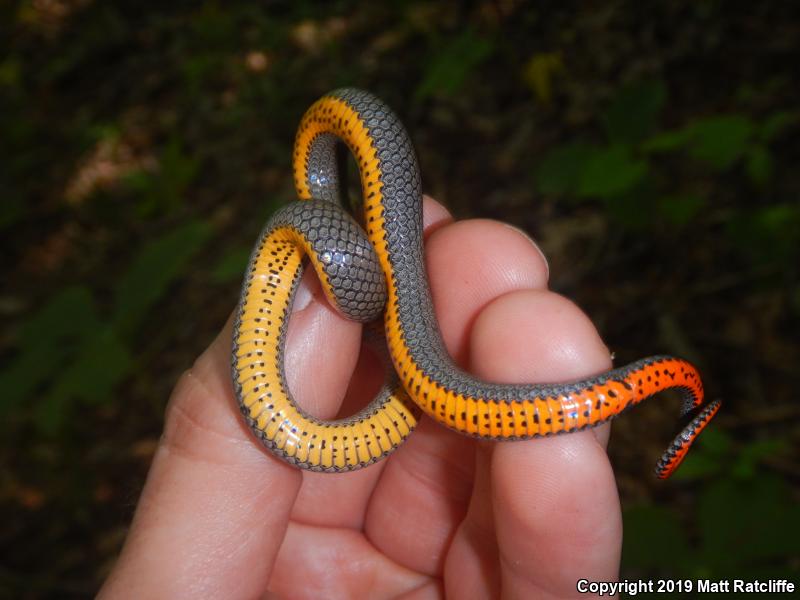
[99, 197, 621, 599]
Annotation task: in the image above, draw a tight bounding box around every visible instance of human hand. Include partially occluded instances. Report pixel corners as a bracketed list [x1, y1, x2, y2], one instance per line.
[99, 197, 621, 599]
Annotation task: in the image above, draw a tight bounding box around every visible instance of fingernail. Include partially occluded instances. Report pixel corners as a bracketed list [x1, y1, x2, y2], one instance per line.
[292, 278, 314, 312]
[502, 223, 550, 281]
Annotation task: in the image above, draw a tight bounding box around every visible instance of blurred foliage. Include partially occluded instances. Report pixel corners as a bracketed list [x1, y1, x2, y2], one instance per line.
[0, 222, 211, 432]
[414, 29, 493, 102]
[624, 432, 799, 588]
[1, 0, 798, 596]
[535, 79, 799, 239]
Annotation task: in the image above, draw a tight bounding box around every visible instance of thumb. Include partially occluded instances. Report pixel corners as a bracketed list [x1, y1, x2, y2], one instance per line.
[99, 271, 361, 599]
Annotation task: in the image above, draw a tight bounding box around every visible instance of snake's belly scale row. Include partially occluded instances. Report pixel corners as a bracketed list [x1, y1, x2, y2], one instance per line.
[232, 88, 721, 478]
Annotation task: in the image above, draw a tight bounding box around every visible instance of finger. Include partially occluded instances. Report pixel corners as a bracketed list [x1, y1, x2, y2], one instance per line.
[441, 444, 500, 599]
[366, 218, 550, 575]
[289, 195, 455, 529]
[474, 290, 620, 599]
[420, 193, 453, 235]
[430, 221, 549, 366]
[100, 264, 363, 597]
[284, 267, 361, 419]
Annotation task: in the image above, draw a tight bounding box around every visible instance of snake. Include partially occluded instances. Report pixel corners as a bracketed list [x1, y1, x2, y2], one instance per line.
[231, 88, 720, 478]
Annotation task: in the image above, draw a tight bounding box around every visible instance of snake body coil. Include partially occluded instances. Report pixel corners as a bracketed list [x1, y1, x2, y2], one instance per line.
[232, 88, 720, 477]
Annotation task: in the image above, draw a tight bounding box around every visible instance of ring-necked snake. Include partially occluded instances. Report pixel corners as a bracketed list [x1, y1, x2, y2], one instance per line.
[231, 88, 721, 478]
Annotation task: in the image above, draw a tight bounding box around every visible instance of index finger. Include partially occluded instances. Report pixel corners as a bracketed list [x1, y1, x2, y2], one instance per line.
[476, 291, 622, 598]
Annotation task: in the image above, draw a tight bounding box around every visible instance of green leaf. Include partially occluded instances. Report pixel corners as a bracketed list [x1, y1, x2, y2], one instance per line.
[415, 31, 493, 101]
[669, 427, 731, 480]
[0, 287, 99, 413]
[692, 426, 733, 455]
[111, 220, 213, 334]
[20, 286, 99, 343]
[534, 142, 597, 196]
[698, 476, 800, 571]
[641, 127, 694, 153]
[211, 245, 252, 284]
[134, 138, 199, 217]
[160, 138, 199, 199]
[733, 439, 788, 479]
[745, 145, 772, 186]
[686, 114, 754, 170]
[756, 204, 800, 234]
[672, 427, 733, 481]
[727, 204, 800, 262]
[759, 110, 798, 141]
[656, 195, 706, 226]
[602, 184, 657, 228]
[578, 145, 648, 198]
[64, 330, 132, 404]
[36, 329, 132, 433]
[603, 79, 667, 143]
[670, 449, 721, 480]
[622, 505, 692, 574]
